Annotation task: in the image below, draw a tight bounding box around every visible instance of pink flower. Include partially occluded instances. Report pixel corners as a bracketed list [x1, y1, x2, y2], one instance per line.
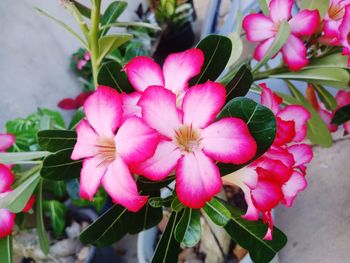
[132, 82, 257, 209]
[71, 86, 160, 212]
[0, 134, 15, 152]
[339, 4, 350, 66]
[76, 52, 91, 70]
[242, 0, 320, 70]
[335, 90, 350, 133]
[58, 91, 93, 110]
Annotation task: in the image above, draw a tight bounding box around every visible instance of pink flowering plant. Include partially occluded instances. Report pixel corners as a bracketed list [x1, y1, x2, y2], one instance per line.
[1, 0, 350, 263]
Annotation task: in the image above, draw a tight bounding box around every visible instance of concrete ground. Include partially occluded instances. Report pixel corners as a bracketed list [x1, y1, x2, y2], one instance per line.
[1, 1, 350, 263]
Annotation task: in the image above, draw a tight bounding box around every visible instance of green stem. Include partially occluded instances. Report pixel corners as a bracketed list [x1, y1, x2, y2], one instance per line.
[90, 0, 102, 89]
[253, 66, 289, 81]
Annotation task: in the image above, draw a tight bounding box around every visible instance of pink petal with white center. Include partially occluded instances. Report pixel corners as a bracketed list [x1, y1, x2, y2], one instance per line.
[182, 81, 226, 128]
[121, 92, 142, 122]
[269, 0, 293, 23]
[278, 105, 311, 142]
[287, 144, 313, 167]
[281, 171, 307, 207]
[289, 10, 320, 36]
[0, 209, 15, 238]
[324, 19, 342, 38]
[251, 179, 283, 211]
[222, 165, 258, 190]
[260, 84, 283, 114]
[0, 134, 15, 152]
[102, 158, 147, 212]
[253, 37, 276, 61]
[242, 14, 276, 42]
[0, 164, 14, 193]
[281, 34, 309, 71]
[84, 86, 122, 137]
[176, 150, 222, 209]
[132, 140, 182, 181]
[138, 86, 182, 138]
[202, 118, 257, 164]
[335, 90, 350, 107]
[124, 56, 164, 92]
[71, 120, 99, 160]
[79, 157, 107, 201]
[163, 49, 204, 95]
[22, 195, 36, 213]
[115, 116, 159, 164]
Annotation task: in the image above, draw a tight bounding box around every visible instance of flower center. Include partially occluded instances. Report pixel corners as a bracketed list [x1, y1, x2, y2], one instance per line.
[174, 125, 202, 153]
[95, 137, 116, 166]
[329, 5, 344, 20]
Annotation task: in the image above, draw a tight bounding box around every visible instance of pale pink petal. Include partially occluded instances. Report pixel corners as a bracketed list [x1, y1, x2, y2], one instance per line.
[71, 120, 99, 160]
[281, 34, 309, 71]
[0, 209, 15, 238]
[222, 165, 258, 189]
[251, 179, 283, 211]
[115, 116, 159, 164]
[131, 140, 182, 181]
[289, 10, 320, 36]
[318, 109, 338, 132]
[324, 19, 342, 38]
[79, 157, 107, 201]
[277, 105, 311, 142]
[182, 81, 226, 128]
[254, 37, 276, 61]
[138, 86, 182, 138]
[102, 158, 147, 212]
[0, 164, 14, 193]
[269, 0, 293, 23]
[242, 187, 260, 221]
[264, 145, 295, 167]
[124, 56, 164, 92]
[260, 84, 283, 114]
[339, 5, 350, 50]
[281, 171, 307, 207]
[163, 48, 204, 95]
[287, 144, 313, 167]
[176, 150, 222, 209]
[242, 14, 276, 42]
[202, 118, 257, 164]
[0, 134, 15, 152]
[121, 92, 142, 122]
[84, 86, 122, 137]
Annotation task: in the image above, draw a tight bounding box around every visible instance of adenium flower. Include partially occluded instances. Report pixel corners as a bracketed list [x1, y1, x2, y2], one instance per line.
[335, 90, 350, 133]
[58, 91, 93, 110]
[0, 133, 15, 152]
[132, 82, 257, 208]
[243, 0, 320, 70]
[339, 4, 350, 66]
[71, 86, 159, 212]
[223, 84, 313, 240]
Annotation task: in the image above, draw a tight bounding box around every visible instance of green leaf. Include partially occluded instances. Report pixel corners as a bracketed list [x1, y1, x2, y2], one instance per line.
[137, 175, 175, 191]
[0, 172, 40, 213]
[221, 199, 287, 263]
[202, 197, 231, 227]
[0, 235, 13, 263]
[41, 148, 82, 181]
[101, 21, 161, 31]
[68, 108, 85, 129]
[301, 0, 330, 18]
[190, 34, 232, 85]
[254, 20, 290, 72]
[71, 0, 91, 18]
[98, 61, 134, 93]
[225, 65, 253, 102]
[36, 180, 50, 255]
[285, 81, 333, 147]
[307, 52, 349, 69]
[332, 105, 350, 125]
[171, 197, 185, 212]
[270, 68, 350, 89]
[98, 34, 132, 63]
[258, 0, 270, 15]
[149, 196, 174, 208]
[0, 151, 49, 165]
[100, 1, 128, 36]
[313, 84, 337, 111]
[43, 200, 67, 238]
[174, 208, 201, 247]
[151, 211, 183, 263]
[38, 130, 77, 152]
[226, 32, 243, 68]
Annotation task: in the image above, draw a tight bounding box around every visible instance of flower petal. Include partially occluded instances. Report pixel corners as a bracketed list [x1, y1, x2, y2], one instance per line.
[202, 118, 257, 164]
[269, 0, 293, 23]
[335, 90, 350, 108]
[121, 92, 142, 122]
[281, 34, 309, 71]
[251, 179, 283, 211]
[0, 134, 15, 152]
[265, 145, 295, 167]
[115, 116, 159, 164]
[138, 86, 182, 138]
[182, 81, 226, 128]
[0, 209, 15, 238]
[124, 56, 164, 92]
[58, 98, 78, 110]
[260, 84, 282, 114]
[102, 158, 147, 212]
[256, 158, 293, 184]
[289, 10, 320, 36]
[339, 5, 350, 51]
[254, 37, 276, 61]
[163, 48, 204, 95]
[242, 187, 260, 221]
[287, 144, 313, 167]
[243, 14, 276, 42]
[0, 164, 14, 193]
[281, 171, 307, 207]
[84, 86, 123, 137]
[22, 195, 36, 213]
[71, 119, 99, 160]
[176, 150, 222, 209]
[274, 117, 296, 146]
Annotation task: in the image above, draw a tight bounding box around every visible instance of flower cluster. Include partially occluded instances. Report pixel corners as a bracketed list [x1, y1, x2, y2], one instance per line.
[76, 51, 91, 71]
[223, 84, 313, 240]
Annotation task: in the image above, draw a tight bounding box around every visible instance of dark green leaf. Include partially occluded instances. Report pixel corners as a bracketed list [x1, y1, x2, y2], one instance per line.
[174, 208, 201, 247]
[36, 180, 50, 255]
[71, 0, 91, 18]
[43, 200, 67, 238]
[149, 196, 174, 208]
[137, 175, 175, 191]
[313, 84, 337, 111]
[190, 34, 232, 85]
[68, 108, 85, 130]
[38, 130, 77, 152]
[0, 235, 13, 263]
[100, 1, 128, 36]
[225, 65, 253, 102]
[332, 105, 350, 125]
[41, 148, 82, 181]
[301, 0, 330, 18]
[171, 197, 185, 212]
[98, 61, 134, 93]
[202, 197, 231, 227]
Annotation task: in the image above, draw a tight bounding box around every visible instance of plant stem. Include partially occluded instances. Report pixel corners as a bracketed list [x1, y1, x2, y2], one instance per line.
[90, 0, 102, 89]
[253, 66, 289, 81]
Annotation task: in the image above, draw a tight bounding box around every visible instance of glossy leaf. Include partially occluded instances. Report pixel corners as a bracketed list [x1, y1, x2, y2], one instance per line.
[332, 105, 350, 125]
[98, 61, 134, 93]
[190, 34, 232, 85]
[307, 52, 348, 69]
[174, 208, 201, 247]
[98, 34, 132, 63]
[0, 235, 13, 263]
[301, 0, 330, 18]
[38, 130, 77, 152]
[43, 200, 67, 238]
[100, 1, 128, 36]
[202, 197, 231, 227]
[225, 65, 253, 102]
[36, 180, 50, 255]
[41, 148, 82, 181]
[313, 85, 337, 111]
[71, 0, 91, 18]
